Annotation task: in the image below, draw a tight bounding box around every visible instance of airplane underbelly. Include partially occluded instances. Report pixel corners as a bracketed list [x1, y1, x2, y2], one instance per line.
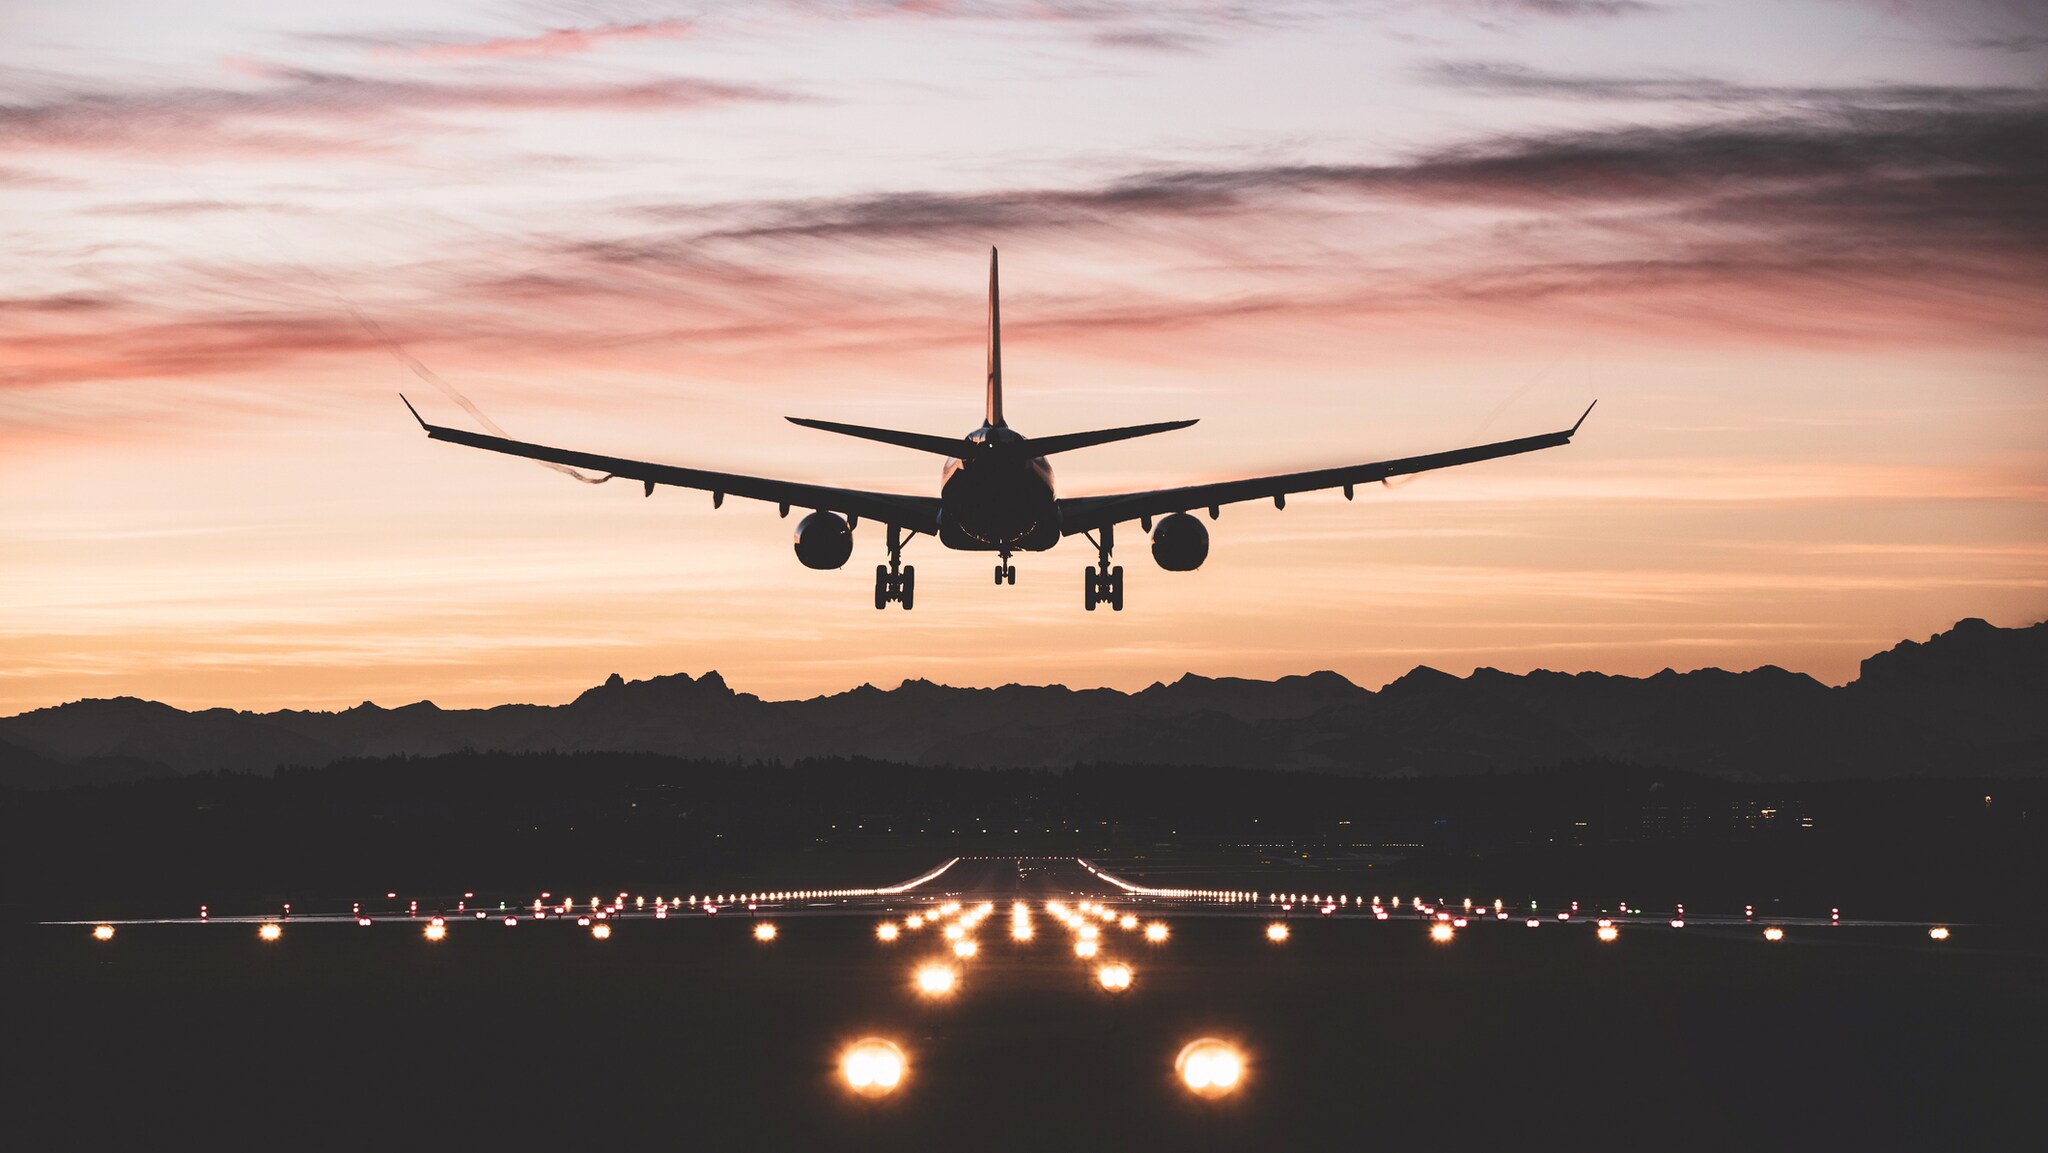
[939, 467, 1059, 551]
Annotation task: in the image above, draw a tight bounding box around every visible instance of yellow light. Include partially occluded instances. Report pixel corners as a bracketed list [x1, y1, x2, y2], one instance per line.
[592, 923, 612, 940]
[1096, 963, 1133, 991]
[1078, 924, 1098, 941]
[953, 939, 978, 959]
[1597, 925, 1619, 942]
[258, 923, 282, 941]
[1011, 922, 1033, 941]
[1176, 1039, 1245, 1097]
[1763, 926, 1785, 941]
[914, 965, 956, 996]
[876, 922, 900, 942]
[905, 915, 924, 930]
[944, 923, 966, 941]
[1144, 922, 1169, 942]
[1928, 926, 1950, 941]
[754, 922, 778, 942]
[1430, 922, 1455, 943]
[92, 925, 115, 941]
[842, 1038, 906, 1096]
[1074, 939, 1099, 958]
[1119, 914, 1138, 930]
[1266, 923, 1289, 942]
[424, 923, 447, 941]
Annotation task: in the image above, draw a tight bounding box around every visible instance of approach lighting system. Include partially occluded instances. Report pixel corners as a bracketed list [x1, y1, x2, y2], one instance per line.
[1764, 926, 1785, 942]
[92, 925, 115, 941]
[876, 922, 900, 942]
[754, 922, 779, 942]
[842, 1039, 907, 1097]
[1097, 963, 1134, 993]
[1145, 922, 1169, 943]
[915, 965, 957, 997]
[1266, 923, 1289, 943]
[1176, 1039, 1246, 1098]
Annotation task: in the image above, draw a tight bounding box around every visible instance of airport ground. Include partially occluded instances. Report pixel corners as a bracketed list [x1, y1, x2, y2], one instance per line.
[12, 855, 2044, 1151]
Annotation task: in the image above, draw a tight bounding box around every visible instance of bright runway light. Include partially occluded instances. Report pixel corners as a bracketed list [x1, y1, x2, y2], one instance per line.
[1266, 923, 1289, 943]
[953, 939, 978, 959]
[842, 1038, 906, 1097]
[258, 923, 282, 941]
[1430, 922, 1455, 943]
[944, 923, 966, 941]
[1597, 925, 1620, 942]
[1145, 922, 1169, 942]
[92, 925, 115, 941]
[1097, 963, 1133, 992]
[592, 923, 612, 940]
[754, 922, 778, 942]
[424, 923, 446, 941]
[1012, 922, 1033, 941]
[1763, 926, 1785, 942]
[877, 922, 900, 942]
[1119, 914, 1138, 931]
[1176, 1039, 1245, 1097]
[1526, 918, 1542, 928]
[1074, 939, 1099, 958]
[905, 915, 924, 930]
[1928, 926, 1950, 941]
[915, 965, 957, 997]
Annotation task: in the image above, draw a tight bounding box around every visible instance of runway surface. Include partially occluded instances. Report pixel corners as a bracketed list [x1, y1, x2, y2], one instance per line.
[17, 856, 2042, 1150]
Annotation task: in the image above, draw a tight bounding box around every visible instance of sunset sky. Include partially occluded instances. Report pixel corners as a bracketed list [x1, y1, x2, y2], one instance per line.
[4, 0, 2045, 712]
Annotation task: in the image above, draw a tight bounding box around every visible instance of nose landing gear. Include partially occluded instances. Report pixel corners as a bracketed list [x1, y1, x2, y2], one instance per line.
[994, 550, 1016, 585]
[874, 525, 915, 610]
[1083, 527, 1123, 612]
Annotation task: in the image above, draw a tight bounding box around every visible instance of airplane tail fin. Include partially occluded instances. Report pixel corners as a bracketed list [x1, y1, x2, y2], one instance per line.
[986, 247, 1003, 428]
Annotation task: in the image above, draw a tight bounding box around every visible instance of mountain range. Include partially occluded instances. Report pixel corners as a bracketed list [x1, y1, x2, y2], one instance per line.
[3, 618, 2042, 787]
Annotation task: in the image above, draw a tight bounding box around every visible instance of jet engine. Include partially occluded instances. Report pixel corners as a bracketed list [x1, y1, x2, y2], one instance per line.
[1150, 512, 1209, 571]
[793, 511, 855, 570]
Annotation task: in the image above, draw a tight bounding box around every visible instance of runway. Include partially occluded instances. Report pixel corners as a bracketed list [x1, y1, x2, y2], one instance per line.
[20, 856, 2037, 1149]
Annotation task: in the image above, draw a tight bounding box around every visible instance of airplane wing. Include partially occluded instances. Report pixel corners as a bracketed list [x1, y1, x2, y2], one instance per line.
[404, 398, 943, 532]
[1057, 402, 1595, 535]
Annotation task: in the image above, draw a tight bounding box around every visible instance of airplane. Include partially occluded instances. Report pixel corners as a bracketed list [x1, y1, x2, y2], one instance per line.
[404, 248, 1594, 611]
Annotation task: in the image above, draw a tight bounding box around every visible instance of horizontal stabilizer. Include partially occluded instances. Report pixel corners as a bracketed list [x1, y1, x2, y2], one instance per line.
[1025, 419, 1197, 456]
[786, 417, 969, 457]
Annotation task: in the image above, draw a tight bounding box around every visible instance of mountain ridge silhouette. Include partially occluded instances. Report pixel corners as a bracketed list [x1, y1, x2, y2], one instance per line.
[4, 618, 2041, 785]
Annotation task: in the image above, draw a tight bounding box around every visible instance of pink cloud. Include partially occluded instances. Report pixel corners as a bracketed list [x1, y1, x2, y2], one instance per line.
[391, 21, 693, 60]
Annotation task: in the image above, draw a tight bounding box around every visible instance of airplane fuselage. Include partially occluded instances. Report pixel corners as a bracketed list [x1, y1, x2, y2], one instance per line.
[937, 424, 1061, 551]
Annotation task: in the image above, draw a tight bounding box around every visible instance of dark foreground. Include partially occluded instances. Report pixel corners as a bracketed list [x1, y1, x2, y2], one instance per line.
[11, 857, 2043, 1151]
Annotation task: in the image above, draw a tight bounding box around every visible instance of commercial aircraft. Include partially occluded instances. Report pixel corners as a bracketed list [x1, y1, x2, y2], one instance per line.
[404, 249, 1594, 611]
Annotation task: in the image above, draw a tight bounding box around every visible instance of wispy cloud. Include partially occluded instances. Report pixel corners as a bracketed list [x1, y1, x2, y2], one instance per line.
[379, 20, 693, 60]
[0, 69, 803, 156]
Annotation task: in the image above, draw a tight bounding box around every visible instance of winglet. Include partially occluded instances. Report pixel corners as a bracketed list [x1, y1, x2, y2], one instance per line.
[1569, 399, 1598, 436]
[400, 394, 428, 431]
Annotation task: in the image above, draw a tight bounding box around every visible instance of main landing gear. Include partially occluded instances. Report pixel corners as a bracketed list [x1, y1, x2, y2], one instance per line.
[994, 549, 1016, 586]
[1083, 527, 1123, 612]
[874, 525, 915, 610]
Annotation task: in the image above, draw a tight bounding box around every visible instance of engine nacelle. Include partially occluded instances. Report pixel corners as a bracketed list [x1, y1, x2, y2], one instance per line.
[1150, 512, 1210, 571]
[793, 511, 854, 570]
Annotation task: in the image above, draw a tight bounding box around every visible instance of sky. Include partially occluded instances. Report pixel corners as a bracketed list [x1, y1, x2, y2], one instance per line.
[3, 0, 2046, 712]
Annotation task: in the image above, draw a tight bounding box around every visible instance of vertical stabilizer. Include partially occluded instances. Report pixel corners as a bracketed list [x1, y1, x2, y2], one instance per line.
[986, 247, 1004, 427]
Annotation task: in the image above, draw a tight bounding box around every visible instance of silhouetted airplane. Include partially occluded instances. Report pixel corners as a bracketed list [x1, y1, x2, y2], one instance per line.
[405, 249, 1594, 611]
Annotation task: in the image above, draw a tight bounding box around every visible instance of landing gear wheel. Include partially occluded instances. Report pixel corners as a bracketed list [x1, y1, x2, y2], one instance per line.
[1084, 567, 1097, 611]
[1109, 565, 1124, 612]
[994, 563, 1016, 585]
[901, 565, 915, 611]
[874, 564, 889, 611]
